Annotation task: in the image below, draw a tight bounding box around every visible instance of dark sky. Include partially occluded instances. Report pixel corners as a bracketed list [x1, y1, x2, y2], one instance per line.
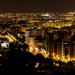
[0, 0, 75, 12]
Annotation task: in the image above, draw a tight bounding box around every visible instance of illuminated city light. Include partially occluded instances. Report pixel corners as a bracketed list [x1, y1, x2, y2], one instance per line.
[65, 43, 67, 44]
[0, 54, 2, 56]
[1, 42, 9, 48]
[1, 12, 75, 64]
[55, 63, 60, 67]
[41, 13, 50, 17]
[35, 63, 39, 68]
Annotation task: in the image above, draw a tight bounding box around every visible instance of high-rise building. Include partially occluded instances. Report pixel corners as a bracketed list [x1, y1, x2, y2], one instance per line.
[47, 33, 54, 55]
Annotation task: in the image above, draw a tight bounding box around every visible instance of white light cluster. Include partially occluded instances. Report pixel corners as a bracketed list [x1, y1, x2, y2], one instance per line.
[1, 42, 9, 48]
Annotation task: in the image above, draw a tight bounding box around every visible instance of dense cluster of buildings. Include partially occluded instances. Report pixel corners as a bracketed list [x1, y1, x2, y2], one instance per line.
[0, 12, 75, 61]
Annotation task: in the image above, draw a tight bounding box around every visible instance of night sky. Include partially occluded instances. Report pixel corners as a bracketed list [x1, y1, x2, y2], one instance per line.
[0, 0, 75, 12]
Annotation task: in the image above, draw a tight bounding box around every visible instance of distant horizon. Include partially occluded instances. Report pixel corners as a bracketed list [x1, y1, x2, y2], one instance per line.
[0, 10, 75, 13]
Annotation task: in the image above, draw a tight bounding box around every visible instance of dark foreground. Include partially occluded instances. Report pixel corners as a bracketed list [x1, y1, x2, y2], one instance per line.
[0, 42, 75, 75]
